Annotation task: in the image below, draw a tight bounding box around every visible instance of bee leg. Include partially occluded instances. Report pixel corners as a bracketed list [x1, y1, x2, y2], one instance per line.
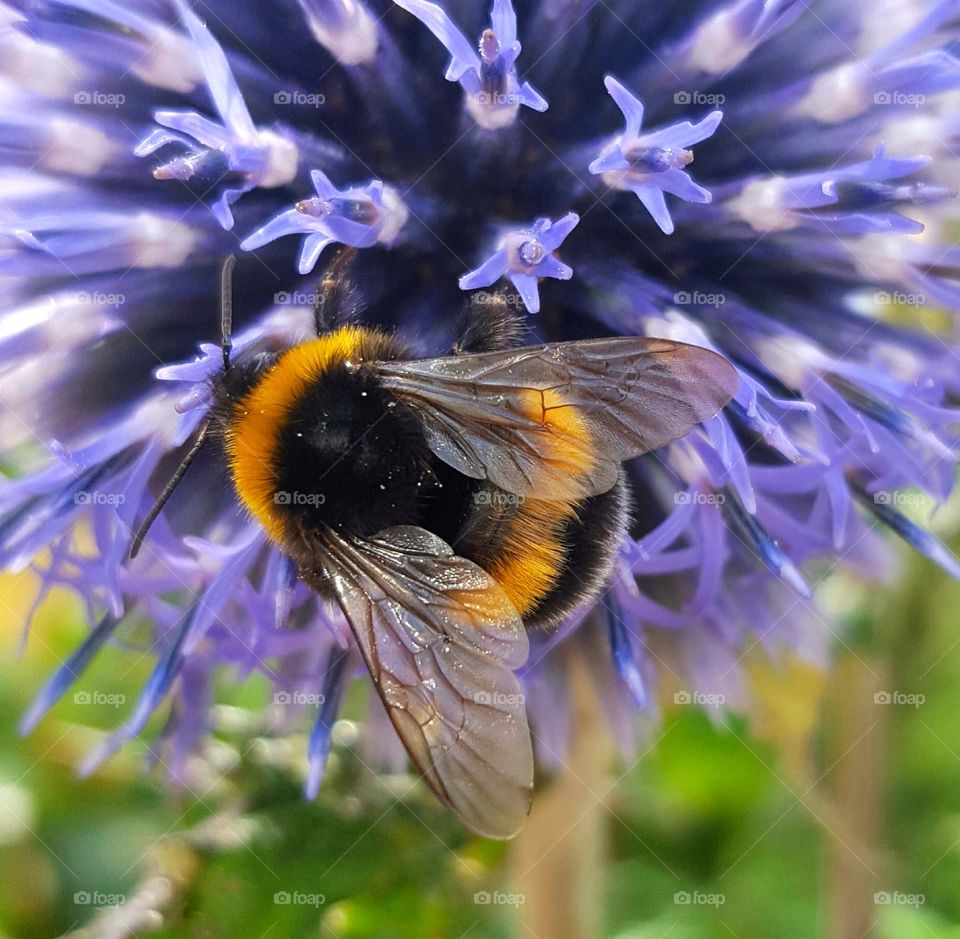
[452, 289, 527, 354]
[314, 247, 360, 335]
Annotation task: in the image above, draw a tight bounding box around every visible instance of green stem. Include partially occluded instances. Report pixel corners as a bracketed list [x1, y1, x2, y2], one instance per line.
[512, 650, 615, 939]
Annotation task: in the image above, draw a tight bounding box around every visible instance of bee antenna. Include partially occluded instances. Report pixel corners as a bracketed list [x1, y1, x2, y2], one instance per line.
[220, 255, 236, 371]
[129, 422, 210, 560]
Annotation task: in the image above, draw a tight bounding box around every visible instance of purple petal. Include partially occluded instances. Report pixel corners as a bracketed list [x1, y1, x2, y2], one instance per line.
[174, 0, 257, 139]
[459, 246, 509, 290]
[393, 0, 479, 82]
[604, 75, 644, 138]
[508, 272, 540, 313]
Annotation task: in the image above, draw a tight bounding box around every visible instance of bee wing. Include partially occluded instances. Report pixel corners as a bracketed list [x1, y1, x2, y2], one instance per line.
[375, 338, 739, 500]
[320, 525, 533, 839]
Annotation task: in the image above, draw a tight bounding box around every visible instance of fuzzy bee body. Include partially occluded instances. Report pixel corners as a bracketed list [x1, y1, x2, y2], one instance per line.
[133, 255, 738, 839]
[214, 325, 629, 630]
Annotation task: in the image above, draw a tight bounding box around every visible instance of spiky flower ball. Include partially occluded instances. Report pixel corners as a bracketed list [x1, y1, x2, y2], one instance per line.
[3, 0, 960, 791]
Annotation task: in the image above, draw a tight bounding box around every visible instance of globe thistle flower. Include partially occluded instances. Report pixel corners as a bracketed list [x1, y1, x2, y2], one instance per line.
[458, 210, 579, 313]
[394, 0, 549, 129]
[241, 167, 410, 273]
[4, 0, 960, 815]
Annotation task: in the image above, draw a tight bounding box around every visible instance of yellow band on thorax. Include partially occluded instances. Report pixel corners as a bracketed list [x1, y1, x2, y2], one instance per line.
[224, 326, 369, 542]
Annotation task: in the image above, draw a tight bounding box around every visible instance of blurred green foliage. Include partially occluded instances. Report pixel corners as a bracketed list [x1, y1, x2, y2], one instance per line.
[2, 541, 960, 939]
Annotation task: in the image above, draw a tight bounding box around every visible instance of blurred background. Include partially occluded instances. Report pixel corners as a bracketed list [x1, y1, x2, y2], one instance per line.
[2, 524, 960, 939]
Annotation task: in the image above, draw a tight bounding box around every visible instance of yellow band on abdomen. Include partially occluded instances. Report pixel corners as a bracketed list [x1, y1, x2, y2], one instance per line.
[488, 386, 593, 616]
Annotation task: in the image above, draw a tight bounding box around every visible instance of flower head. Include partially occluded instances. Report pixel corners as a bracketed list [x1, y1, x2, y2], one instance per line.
[241, 169, 409, 273]
[589, 76, 722, 234]
[394, 0, 548, 129]
[296, 0, 380, 66]
[135, 0, 299, 229]
[459, 211, 579, 313]
[3, 0, 960, 813]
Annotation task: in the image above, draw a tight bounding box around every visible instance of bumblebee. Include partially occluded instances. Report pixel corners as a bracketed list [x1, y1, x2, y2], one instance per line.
[132, 253, 738, 838]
